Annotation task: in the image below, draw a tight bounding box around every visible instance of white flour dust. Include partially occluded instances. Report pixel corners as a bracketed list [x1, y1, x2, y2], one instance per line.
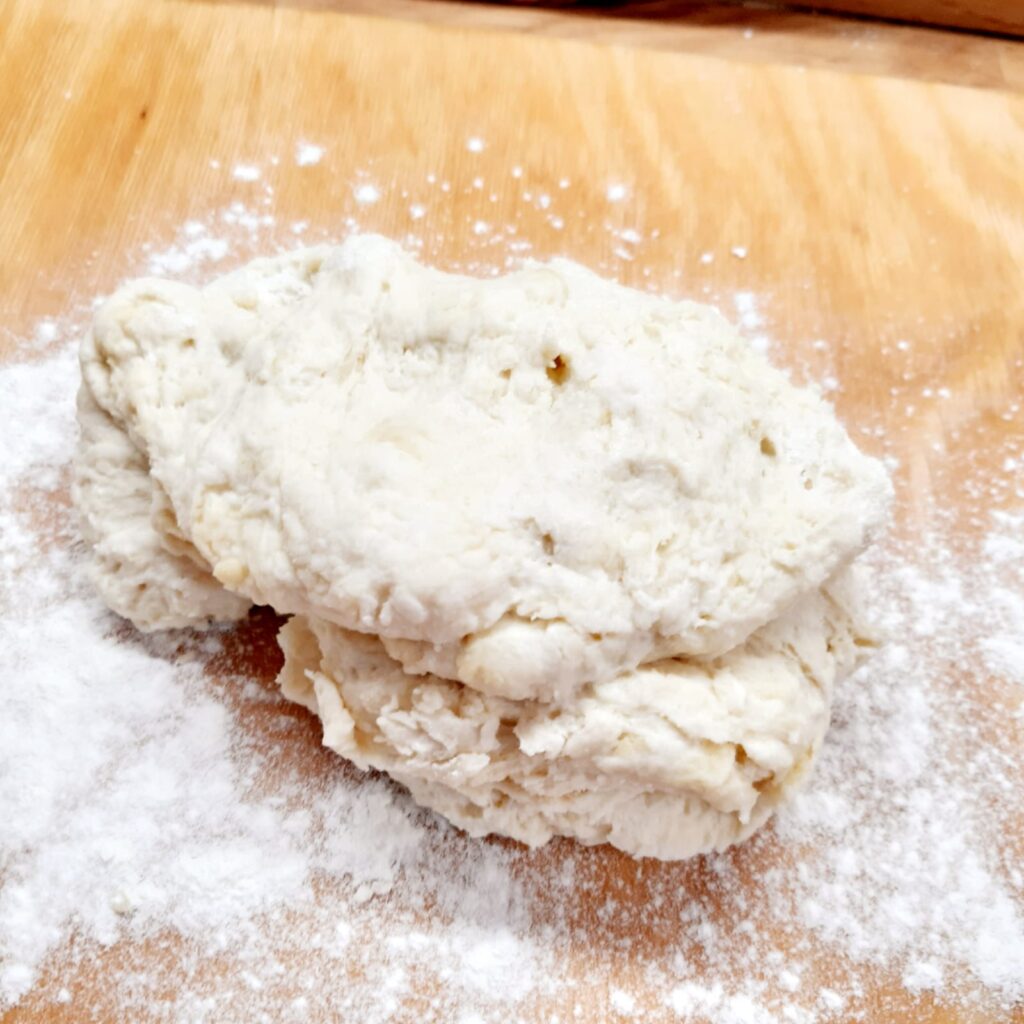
[1, 170, 1023, 1023]
[295, 142, 326, 167]
[231, 163, 261, 183]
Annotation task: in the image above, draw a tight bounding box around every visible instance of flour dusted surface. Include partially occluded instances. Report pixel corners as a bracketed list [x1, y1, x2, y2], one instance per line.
[2, 206, 1022, 1021]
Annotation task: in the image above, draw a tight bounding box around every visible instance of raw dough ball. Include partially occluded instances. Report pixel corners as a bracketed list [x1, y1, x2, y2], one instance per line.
[278, 569, 872, 860]
[75, 235, 890, 859]
[81, 235, 890, 704]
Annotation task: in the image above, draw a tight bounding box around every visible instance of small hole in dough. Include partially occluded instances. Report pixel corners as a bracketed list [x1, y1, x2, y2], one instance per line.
[546, 354, 570, 385]
[759, 437, 776, 456]
[735, 744, 749, 766]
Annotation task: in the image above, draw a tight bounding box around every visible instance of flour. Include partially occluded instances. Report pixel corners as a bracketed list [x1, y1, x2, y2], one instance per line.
[232, 164, 261, 182]
[295, 142, 325, 167]
[732, 292, 763, 329]
[610, 989, 637, 1015]
[354, 184, 381, 204]
[1, 188, 1023, 1021]
[0, 349, 79, 484]
[144, 222, 229, 275]
[981, 632, 1024, 686]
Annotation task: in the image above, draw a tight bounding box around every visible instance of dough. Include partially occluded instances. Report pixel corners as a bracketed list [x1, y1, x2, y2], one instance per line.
[278, 569, 872, 860]
[75, 234, 890, 859]
[80, 235, 890, 703]
[75, 246, 330, 630]
[73, 386, 249, 630]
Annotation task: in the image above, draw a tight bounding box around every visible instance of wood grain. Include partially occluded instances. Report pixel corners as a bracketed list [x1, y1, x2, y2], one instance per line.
[224, 0, 1024, 91]
[783, 0, 1024, 35]
[495, 0, 1024, 36]
[1, 0, 1023, 1021]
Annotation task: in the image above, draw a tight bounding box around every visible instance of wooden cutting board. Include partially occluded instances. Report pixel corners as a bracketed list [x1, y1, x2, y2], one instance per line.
[1, 1, 1022, 1021]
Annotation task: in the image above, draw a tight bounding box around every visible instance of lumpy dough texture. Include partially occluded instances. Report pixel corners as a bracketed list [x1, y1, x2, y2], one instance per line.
[79, 234, 890, 703]
[277, 570, 871, 860]
[75, 234, 891, 859]
[74, 246, 332, 631]
[74, 386, 250, 630]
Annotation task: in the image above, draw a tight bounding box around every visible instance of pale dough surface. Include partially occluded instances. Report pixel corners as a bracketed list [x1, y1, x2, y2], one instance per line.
[74, 386, 250, 629]
[278, 569, 871, 860]
[75, 247, 329, 630]
[74, 236, 889, 859]
[79, 235, 890, 703]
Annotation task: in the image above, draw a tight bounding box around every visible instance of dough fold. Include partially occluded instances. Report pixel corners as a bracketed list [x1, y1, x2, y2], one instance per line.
[277, 571, 871, 860]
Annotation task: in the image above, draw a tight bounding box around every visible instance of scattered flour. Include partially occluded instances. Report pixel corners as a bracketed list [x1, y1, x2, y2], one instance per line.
[611, 988, 637, 1015]
[295, 142, 325, 167]
[144, 222, 230, 275]
[33, 320, 58, 345]
[354, 183, 381, 204]
[232, 163, 261, 182]
[975, 535, 1024, 684]
[981, 633, 1024, 685]
[733, 291, 763, 330]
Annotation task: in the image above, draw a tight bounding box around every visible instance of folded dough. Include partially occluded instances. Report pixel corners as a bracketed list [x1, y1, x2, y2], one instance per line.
[277, 570, 871, 860]
[74, 235, 890, 859]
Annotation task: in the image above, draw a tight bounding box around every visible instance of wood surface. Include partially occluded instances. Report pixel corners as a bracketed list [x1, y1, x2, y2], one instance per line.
[230, 0, 1024, 91]
[2, 0, 1023, 1021]
[495, 0, 1024, 37]
[782, 0, 1024, 35]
